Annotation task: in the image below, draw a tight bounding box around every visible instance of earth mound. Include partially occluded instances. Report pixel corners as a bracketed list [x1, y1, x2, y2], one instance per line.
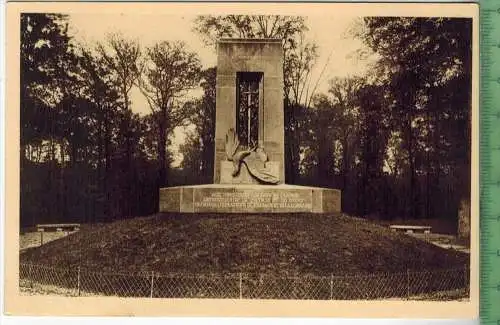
[21, 213, 468, 276]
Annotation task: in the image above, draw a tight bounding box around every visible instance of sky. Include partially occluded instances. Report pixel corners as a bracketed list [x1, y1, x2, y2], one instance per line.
[67, 14, 374, 165]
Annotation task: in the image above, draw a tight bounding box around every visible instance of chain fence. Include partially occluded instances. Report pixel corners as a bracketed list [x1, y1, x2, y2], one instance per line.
[19, 263, 469, 300]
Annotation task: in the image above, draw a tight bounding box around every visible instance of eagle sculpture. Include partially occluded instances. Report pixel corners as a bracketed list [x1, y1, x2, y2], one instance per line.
[225, 128, 280, 184]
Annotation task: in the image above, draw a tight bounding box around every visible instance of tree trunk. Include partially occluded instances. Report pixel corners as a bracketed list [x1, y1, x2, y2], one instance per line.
[121, 90, 132, 217]
[103, 109, 111, 218]
[158, 108, 168, 187]
[284, 102, 300, 184]
[406, 105, 417, 220]
[317, 134, 332, 187]
[201, 134, 214, 183]
[341, 136, 349, 189]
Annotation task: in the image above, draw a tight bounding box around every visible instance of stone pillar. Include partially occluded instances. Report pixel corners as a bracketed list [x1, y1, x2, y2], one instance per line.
[213, 39, 285, 184]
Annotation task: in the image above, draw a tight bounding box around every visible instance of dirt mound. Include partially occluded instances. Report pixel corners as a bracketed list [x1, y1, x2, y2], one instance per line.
[20, 213, 469, 276]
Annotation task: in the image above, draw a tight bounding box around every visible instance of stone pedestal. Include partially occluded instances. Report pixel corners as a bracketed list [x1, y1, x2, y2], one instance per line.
[159, 184, 341, 214]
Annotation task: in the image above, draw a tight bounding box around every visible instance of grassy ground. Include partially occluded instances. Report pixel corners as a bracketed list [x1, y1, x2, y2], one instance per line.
[21, 213, 469, 276]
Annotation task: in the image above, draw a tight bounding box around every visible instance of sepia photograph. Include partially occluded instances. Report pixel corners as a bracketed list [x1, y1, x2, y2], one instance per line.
[5, 2, 478, 317]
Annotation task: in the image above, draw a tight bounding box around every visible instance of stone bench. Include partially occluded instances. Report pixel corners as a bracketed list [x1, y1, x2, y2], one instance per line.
[36, 223, 80, 232]
[389, 225, 432, 234]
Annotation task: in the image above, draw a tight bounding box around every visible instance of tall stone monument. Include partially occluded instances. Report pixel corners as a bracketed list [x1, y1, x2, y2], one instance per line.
[159, 38, 341, 213]
[214, 39, 284, 185]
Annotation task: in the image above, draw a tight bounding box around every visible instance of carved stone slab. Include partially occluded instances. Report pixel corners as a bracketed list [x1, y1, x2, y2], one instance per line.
[159, 184, 341, 214]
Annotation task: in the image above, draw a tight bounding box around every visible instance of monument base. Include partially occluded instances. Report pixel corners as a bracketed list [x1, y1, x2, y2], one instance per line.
[159, 184, 341, 213]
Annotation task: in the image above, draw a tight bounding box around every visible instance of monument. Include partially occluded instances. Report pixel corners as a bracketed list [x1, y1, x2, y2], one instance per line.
[159, 38, 341, 213]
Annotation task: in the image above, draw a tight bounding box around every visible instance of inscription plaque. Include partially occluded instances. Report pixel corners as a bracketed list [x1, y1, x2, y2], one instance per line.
[193, 188, 312, 213]
[159, 185, 341, 213]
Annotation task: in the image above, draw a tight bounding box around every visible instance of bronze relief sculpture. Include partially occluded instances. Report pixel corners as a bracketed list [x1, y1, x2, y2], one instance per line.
[225, 128, 280, 184]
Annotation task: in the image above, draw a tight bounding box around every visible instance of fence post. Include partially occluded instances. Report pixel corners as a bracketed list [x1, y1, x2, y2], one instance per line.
[406, 269, 410, 299]
[150, 271, 155, 298]
[330, 274, 333, 300]
[239, 273, 243, 299]
[77, 266, 81, 296]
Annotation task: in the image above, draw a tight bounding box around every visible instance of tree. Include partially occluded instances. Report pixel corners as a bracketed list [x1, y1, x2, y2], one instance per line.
[180, 67, 216, 182]
[327, 76, 364, 189]
[357, 17, 472, 220]
[20, 13, 76, 156]
[20, 13, 78, 226]
[20, 17, 166, 226]
[194, 15, 306, 44]
[96, 33, 143, 216]
[306, 77, 367, 213]
[301, 95, 334, 186]
[97, 33, 142, 115]
[178, 130, 204, 184]
[140, 41, 202, 187]
[77, 48, 123, 219]
[355, 84, 390, 216]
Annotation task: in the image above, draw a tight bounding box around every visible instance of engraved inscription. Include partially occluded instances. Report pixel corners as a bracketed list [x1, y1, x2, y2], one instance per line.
[194, 190, 312, 211]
